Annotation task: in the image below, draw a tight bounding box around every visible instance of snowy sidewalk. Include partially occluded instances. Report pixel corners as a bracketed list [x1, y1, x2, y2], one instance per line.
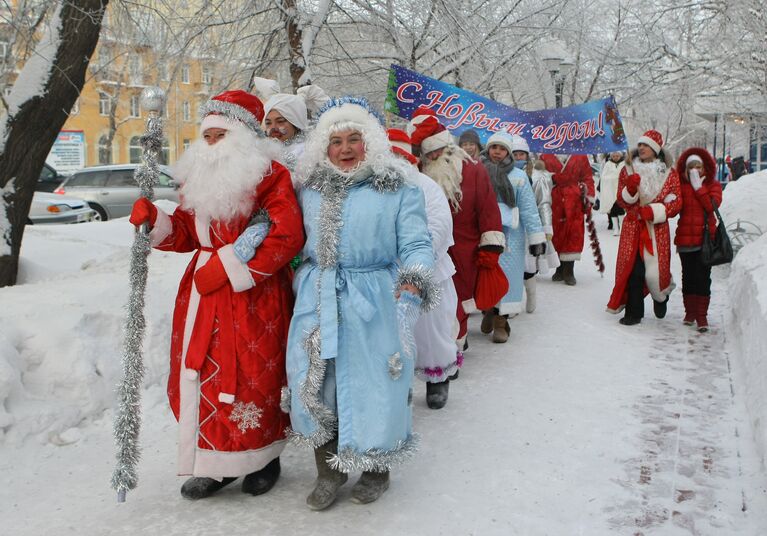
[2, 224, 767, 535]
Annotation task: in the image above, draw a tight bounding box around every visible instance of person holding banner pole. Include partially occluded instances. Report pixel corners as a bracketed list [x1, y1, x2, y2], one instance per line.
[539, 153, 596, 286]
[408, 107, 505, 351]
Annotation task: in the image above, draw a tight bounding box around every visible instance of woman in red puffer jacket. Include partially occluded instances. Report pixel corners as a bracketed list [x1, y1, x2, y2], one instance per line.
[674, 147, 723, 332]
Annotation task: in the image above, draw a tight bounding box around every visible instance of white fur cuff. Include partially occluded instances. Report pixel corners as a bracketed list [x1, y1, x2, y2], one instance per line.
[528, 231, 547, 245]
[479, 230, 505, 248]
[218, 244, 255, 292]
[621, 188, 639, 204]
[149, 207, 172, 247]
[650, 203, 667, 224]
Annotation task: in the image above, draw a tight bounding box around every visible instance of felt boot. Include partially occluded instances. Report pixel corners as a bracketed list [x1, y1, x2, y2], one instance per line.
[306, 439, 348, 511]
[492, 315, 510, 343]
[524, 278, 537, 313]
[350, 471, 390, 504]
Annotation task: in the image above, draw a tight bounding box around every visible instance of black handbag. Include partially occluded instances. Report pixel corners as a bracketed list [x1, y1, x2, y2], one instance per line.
[701, 201, 733, 266]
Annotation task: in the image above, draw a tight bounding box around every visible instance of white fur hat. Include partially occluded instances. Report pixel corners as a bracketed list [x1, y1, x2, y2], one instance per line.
[510, 135, 530, 154]
[486, 132, 515, 155]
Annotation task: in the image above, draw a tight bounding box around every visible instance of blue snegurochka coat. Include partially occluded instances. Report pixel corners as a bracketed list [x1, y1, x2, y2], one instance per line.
[497, 167, 546, 315]
[284, 166, 437, 473]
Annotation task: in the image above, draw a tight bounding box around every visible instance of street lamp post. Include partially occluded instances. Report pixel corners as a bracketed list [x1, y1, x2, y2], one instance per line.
[543, 57, 573, 108]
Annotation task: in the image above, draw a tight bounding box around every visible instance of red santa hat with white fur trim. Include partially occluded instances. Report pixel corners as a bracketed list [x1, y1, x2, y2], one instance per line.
[387, 128, 418, 164]
[408, 106, 454, 155]
[637, 129, 663, 155]
[199, 90, 265, 135]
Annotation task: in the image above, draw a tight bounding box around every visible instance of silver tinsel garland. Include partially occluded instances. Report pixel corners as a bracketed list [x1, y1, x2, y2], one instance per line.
[111, 87, 165, 503]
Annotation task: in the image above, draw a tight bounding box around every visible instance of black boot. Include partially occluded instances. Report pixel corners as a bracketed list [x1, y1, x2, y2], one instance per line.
[562, 261, 576, 286]
[619, 316, 641, 326]
[552, 265, 564, 282]
[241, 457, 280, 496]
[180, 476, 237, 500]
[653, 297, 668, 319]
[426, 380, 449, 409]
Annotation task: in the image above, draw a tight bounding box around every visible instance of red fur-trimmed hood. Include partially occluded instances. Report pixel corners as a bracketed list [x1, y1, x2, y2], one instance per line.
[676, 147, 717, 185]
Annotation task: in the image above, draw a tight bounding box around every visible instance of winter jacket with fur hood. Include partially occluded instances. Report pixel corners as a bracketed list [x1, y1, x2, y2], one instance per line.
[674, 147, 723, 249]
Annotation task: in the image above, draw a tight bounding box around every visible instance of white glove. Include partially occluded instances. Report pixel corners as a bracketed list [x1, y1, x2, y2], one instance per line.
[296, 85, 330, 113]
[689, 168, 704, 191]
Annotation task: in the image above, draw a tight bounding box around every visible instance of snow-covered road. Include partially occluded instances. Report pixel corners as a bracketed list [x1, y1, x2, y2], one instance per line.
[2, 219, 766, 535]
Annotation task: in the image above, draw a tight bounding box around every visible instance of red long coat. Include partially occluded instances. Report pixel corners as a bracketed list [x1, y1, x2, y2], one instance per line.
[607, 165, 682, 312]
[447, 159, 503, 340]
[152, 162, 304, 478]
[674, 148, 723, 248]
[540, 154, 595, 259]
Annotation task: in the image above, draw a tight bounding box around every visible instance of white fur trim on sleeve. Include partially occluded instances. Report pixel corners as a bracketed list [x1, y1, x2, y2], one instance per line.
[218, 393, 235, 404]
[218, 244, 255, 292]
[527, 231, 546, 245]
[479, 230, 505, 248]
[650, 203, 667, 224]
[621, 188, 639, 204]
[149, 207, 172, 247]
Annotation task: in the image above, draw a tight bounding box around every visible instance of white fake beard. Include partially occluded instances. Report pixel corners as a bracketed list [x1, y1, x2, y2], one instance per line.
[173, 123, 272, 222]
[421, 146, 465, 211]
[633, 158, 668, 203]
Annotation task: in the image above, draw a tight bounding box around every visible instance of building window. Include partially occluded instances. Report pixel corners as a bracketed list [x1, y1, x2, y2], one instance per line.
[98, 135, 112, 164]
[183, 138, 191, 150]
[129, 54, 141, 84]
[129, 136, 142, 163]
[157, 61, 168, 82]
[3, 87, 11, 98]
[97, 46, 110, 69]
[182, 100, 190, 122]
[99, 92, 110, 116]
[130, 94, 140, 118]
[201, 65, 211, 85]
[181, 64, 190, 84]
[0, 41, 8, 59]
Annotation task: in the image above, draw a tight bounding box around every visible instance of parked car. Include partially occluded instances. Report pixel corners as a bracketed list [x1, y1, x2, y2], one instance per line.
[54, 164, 178, 221]
[28, 192, 97, 224]
[37, 163, 68, 192]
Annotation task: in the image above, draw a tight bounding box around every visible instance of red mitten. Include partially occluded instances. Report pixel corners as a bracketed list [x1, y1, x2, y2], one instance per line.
[129, 197, 157, 227]
[194, 254, 229, 295]
[638, 206, 654, 221]
[474, 250, 509, 310]
[625, 173, 641, 195]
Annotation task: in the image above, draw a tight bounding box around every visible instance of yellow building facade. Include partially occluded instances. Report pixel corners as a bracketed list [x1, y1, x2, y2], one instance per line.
[62, 42, 214, 167]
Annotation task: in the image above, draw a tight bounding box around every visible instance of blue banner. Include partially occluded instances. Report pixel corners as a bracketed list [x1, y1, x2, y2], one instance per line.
[385, 64, 627, 154]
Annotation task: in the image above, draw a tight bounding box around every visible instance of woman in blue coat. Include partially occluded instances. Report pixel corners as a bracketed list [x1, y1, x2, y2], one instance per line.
[480, 133, 546, 342]
[285, 97, 437, 510]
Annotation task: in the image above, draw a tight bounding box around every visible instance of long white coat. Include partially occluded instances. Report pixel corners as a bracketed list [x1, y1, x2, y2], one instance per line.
[598, 160, 624, 214]
[410, 170, 460, 383]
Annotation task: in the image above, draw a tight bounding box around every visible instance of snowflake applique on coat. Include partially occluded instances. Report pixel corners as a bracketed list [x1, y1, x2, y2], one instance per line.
[228, 401, 263, 433]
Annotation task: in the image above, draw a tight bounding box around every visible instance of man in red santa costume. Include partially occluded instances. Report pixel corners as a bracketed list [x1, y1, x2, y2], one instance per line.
[539, 152, 596, 285]
[606, 130, 682, 325]
[129, 90, 304, 499]
[408, 108, 504, 351]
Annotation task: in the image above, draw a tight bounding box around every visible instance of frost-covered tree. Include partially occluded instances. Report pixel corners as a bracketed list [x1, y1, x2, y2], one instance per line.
[0, 1, 108, 287]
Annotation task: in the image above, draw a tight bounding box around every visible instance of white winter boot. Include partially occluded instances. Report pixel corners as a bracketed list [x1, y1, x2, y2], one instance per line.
[524, 277, 537, 313]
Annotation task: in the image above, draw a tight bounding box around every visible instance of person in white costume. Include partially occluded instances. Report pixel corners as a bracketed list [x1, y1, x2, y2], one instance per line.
[387, 128, 460, 410]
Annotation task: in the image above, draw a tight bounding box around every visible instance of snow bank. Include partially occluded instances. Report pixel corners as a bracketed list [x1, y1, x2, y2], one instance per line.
[0, 216, 188, 445]
[719, 169, 767, 234]
[725, 171, 767, 467]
